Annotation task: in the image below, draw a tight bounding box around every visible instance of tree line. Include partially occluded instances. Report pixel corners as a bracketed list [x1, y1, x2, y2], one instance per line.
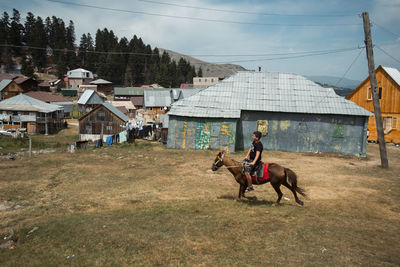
[0, 9, 203, 87]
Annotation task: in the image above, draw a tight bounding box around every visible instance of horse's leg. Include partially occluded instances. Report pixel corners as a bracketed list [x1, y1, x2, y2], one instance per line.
[282, 181, 304, 206]
[237, 184, 245, 201]
[271, 182, 283, 205]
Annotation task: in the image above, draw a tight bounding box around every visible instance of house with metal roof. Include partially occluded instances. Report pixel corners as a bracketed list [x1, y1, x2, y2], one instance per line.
[0, 79, 23, 100]
[167, 71, 373, 156]
[0, 94, 64, 134]
[90, 78, 113, 95]
[346, 65, 400, 143]
[25, 91, 73, 118]
[77, 89, 105, 113]
[66, 68, 94, 89]
[78, 102, 129, 141]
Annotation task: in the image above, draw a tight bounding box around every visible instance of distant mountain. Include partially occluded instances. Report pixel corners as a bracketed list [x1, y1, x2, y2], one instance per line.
[159, 48, 246, 79]
[306, 75, 361, 90]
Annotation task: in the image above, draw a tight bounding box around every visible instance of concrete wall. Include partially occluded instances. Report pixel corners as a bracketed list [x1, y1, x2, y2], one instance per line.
[167, 115, 238, 152]
[237, 111, 369, 156]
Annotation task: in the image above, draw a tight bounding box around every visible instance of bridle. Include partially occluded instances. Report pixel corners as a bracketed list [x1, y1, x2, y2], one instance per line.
[213, 153, 225, 167]
[213, 153, 243, 169]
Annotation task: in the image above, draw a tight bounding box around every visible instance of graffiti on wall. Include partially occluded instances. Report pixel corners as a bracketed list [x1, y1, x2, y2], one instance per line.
[175, 120, 235, 152]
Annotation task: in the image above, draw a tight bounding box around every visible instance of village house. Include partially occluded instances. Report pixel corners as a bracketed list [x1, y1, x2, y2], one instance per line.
[38, 79, 64, 92]
[346, 65, 400, 143]
[78, 102, 130, 142]
[77, 89, 105, 113]
[90, 79, 113, 95]
[0, 79, 23, 100]
[167, 71, 372, 156]
[66, 68, 94, 89]
[0, 94, 64, 134]
[25, 91, 73, 118]
[193, 77, 219, 88]
[0, 73, 39, 92]
[108, 101, 136, 118]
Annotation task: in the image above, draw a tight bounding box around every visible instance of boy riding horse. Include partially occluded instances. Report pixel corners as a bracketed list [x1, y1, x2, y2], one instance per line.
[244, 131, 264, 192]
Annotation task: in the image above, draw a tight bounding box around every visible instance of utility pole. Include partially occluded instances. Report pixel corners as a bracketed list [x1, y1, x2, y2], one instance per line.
[362, 12, 389, 168]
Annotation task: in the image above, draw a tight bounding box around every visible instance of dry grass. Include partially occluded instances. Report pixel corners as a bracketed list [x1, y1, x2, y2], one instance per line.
[0, 134, 399, 266]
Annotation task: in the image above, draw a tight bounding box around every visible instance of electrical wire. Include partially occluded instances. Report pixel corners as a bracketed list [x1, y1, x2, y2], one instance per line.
[371, 21, 400, 39]
[375, 45, 400, 65]
[137, 0, 357, 17]
[314, 47, 364, 106]
[44, 0, 362, 27]
[0, 43, 363, 63]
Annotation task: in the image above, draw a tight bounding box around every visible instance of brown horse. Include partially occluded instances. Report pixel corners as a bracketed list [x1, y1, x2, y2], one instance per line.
[211, 151, 306, 206]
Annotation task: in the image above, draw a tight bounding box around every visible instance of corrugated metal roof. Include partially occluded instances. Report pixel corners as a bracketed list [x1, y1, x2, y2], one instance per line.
[383, 66, 400, 87]
[102, 102, 130, 122]
[144, 90, 172, 107]
[67, 68, 94, 79]
[77, 89, 104, 105]
[90, 79, 113, 85]
[169, 71, 373, 118]
[0, 94, 63, 113]
[0, 79, 13, 92]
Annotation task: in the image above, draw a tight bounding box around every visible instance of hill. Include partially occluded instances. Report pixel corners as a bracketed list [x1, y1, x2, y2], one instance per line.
[159, 48, 247, 79]
[306, 75, 361, 90]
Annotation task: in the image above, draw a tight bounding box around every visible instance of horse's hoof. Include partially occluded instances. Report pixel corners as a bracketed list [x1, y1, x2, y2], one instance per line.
[252, 196, 258, 201]
[297, 200, 304, 206]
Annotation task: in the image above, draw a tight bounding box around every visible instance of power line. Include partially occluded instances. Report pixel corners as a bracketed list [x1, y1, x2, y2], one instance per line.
[138, 0, 357, 17]
[315, 47, 364, 107]
[213, 47, 362, 64]
[334, 47, 364, 87]
[371, 21, 400, 39]
[0, 43, 362, 60]
[45, 0, 362, 27]
[375, 45, 400, 65]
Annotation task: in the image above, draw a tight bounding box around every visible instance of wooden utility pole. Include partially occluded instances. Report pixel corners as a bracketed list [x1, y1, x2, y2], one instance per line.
[362, 12, 389, 168]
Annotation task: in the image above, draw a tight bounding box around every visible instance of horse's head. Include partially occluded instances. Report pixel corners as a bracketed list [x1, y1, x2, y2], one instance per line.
[211, 151, 225, 171]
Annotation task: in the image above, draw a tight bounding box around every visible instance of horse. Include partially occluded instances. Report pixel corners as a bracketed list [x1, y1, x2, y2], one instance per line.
[211, 151, 306, 206]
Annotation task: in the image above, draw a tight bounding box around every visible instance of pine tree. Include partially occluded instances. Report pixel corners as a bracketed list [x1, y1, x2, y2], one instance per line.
[20, 55, 35, 78]
[197, 67, 203, 77]
[9, 9, 24, 56]
[0, 12, 13, 72]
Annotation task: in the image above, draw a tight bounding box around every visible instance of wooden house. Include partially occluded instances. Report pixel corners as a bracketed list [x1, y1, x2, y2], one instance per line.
[0, 94, 64, 134]
[90, 79, 113, 95]
[0, 79, 23, 100]
[78, 102, 129, 141]
[346, 66, 400, 143]
[77, 89, 105, 113]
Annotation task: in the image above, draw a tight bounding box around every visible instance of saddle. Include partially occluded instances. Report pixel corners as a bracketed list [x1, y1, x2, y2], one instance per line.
[242, 162, 270, 184]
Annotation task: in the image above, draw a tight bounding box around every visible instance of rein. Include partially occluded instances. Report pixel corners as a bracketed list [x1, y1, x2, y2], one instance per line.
[214, 153, 243, 169]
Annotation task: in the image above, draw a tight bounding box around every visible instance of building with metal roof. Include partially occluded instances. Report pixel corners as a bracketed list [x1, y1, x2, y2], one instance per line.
[78, 102, 129, 141]
[346, 65, 400, 143]
[167, 71, 373, 156]
[77, 89, 105, 113]
[0, 94, 65, 134]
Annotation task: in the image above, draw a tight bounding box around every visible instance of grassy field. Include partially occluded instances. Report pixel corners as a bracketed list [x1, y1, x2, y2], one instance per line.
[0, 126, 399, 266]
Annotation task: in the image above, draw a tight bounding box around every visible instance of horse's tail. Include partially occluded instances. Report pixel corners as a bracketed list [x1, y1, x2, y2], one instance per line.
[285, 168, 306, 197]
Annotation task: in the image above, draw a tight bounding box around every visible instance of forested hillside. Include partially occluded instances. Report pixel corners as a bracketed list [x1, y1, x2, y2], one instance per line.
[0, 9, 201, 87]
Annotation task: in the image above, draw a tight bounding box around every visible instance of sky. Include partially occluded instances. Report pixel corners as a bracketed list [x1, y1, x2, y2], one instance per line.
[1, 0, 400, 82]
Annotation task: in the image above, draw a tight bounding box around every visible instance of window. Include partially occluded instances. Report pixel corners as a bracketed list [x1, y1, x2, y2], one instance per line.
[199, 78, 201, 82]
[211, 79, 214, 82]
[86, 72, 89, 78]
[366, 87, 382, 100]
[384, 117, 398, 134]
[106, 126, 113, 131]
[367, 87, 372, 100]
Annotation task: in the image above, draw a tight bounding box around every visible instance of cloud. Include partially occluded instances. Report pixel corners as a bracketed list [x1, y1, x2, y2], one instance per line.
[2, 0, 399, 80]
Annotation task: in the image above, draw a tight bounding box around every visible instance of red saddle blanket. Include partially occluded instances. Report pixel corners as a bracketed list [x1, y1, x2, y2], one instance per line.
[243, 163, 270, 182]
